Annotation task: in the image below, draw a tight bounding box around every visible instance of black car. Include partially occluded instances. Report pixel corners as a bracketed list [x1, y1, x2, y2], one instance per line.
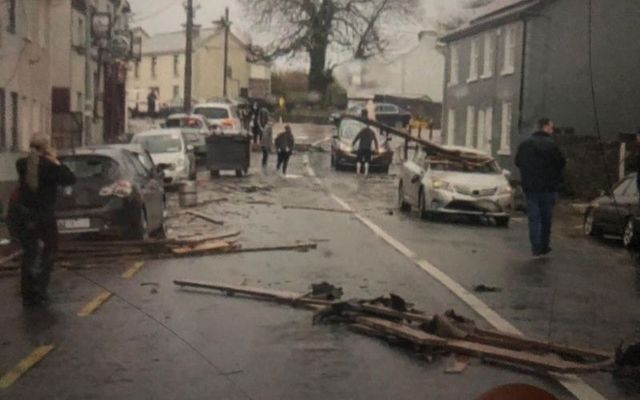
[341, 103, 412, 129]
[56, 147, 167, 240]
[584, 173, 639, 248]
[331, 118, 394, 173]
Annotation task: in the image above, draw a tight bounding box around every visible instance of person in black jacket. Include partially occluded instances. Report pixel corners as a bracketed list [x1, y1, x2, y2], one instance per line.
[275, 125, 295, 175]
[352, 125, 379, 177]
[10, 136, 76, 306]
[515, 118, 566, 257]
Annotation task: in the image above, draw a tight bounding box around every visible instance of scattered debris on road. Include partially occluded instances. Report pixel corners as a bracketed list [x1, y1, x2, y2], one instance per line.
[473, 284, 503, 293]
[186, 210, 225, 226]
[283, 205, 354, 214]
[172, 280, 614, 375]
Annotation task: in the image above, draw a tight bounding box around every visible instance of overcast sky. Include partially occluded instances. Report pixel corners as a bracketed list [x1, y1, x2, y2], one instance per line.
[127, 0, 470, 69]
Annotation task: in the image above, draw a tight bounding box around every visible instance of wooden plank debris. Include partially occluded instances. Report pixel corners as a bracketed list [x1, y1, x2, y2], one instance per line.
[171, 240, 234, 255]
[283, 205, 354, 214]
[170, 280, 614, 375]
[185, 211, 225, 226]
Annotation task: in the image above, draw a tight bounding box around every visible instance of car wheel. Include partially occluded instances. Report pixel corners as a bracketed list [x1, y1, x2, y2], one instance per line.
[419, 189, 429, 220]
[189, 167, 197, 181]
[495, 216, 510, 228]
[623, 217, 638, 249]
[210, 170, 220, 178]
[583, 209, 601, 237]
[235, 169, 244, 177]
[398, 181, 411, 212]
[382, 165, 390, 174]
[133, 208, 149, 241]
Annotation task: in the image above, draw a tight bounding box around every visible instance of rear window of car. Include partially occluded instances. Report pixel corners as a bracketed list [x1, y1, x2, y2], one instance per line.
[428, 159, 501, 174]
[132, 134, 183, 154]
[60, 155, 119, 179]
[194, 107, 229, 119]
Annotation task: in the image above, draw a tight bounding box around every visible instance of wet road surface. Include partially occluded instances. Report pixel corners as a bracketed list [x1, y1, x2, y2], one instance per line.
[1, 134, 640, 399]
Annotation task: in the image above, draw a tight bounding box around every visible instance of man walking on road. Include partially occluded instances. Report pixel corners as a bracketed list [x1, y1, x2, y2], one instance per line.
[352, 125, 379, 177]
[9, 136, 76, 306]
[515, 118, 566, 257]
[260, 111, 273, 168]
[275, 125, 295, 176]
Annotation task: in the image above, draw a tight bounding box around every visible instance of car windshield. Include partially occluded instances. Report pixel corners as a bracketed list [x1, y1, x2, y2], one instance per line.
[428, 158, 501, 174]
[132, 134, 183, 153]
[339, 120, 381, 141]
[60, 155, 119, 179]
[194, 107, 229, 119]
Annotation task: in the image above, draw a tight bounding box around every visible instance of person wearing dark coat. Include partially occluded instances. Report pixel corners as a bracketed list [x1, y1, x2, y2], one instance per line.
[250, 102, 263, 144]
[515, 118, 566, 257]
[147, 90, 157, 118]
[352, 125, 379, 177]
[275, 125, 295, 175]
[10, 136, 76, 306]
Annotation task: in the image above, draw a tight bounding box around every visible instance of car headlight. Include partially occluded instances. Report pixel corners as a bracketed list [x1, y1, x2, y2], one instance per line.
[432, 179, 453, 191]
[498, 185, 513, 195]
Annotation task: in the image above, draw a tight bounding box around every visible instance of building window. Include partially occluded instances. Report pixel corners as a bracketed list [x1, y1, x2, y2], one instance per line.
[151, 57, 157, 79]
[0, 89, 5, 150]
[8, 0, 16, 33]
[134, 61, 140, 79]
[77, 17, 85, 47]
[477, 107, 493, 155]
[482, 33, 494, 78]
[468, 38, 479, 81]
[173, 85, 180, 99]
[449, 45, 459, 86]
[503, 25, 517, 75]
[499, 101, 513, 154]
[465, 106, 475, 147]
[447, 109, 456, 146]
[11, 92, 18, 151]
[173, 55, 180, 77]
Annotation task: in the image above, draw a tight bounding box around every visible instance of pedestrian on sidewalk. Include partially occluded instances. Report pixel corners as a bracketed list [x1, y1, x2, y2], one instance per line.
[275, 125, 295, 175]
[260, 111, 273, 168]
[250, 102, 263, 144]
[515, 118, 566, 257]
[9, 135, 76, 306]
[352, 124, 380, 177]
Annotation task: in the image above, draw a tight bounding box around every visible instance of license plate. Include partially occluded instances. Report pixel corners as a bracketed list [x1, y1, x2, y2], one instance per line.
[57, 218, 91, 230]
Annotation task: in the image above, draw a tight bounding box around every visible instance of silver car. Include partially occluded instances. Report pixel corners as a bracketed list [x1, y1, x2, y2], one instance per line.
[398, 146, 513, 226]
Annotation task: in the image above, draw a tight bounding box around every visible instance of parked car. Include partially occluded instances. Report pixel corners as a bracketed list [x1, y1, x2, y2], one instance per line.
[157, 97, 185, 119]
[193, 102, 243, 134]
[346, 102, 412, 129]
[398, 146, 513, 226]
[584, 173, 640, 248]
[56, 147, 166, 240]
[331, 118, 394, 173]
[163, 113, 211, 157]
[131, 128, 196, 183]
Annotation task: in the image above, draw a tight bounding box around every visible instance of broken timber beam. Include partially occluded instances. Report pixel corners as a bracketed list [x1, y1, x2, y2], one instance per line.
[173, 280, 331, 308]
[282, 205, 353, 214]
[186, 211, 225, 226]
[0, 250, 22, 267]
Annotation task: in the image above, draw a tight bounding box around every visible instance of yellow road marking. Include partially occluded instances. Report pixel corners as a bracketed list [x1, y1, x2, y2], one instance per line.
[77, 290, 113, 317]
[121, 261, 145, 279]
[0, 345, 55, 389]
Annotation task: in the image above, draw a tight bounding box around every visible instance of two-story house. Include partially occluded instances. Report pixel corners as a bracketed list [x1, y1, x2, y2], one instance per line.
[0, 0, 53, 188]
[129, 25, 268, 108]
[440, 0, 640, 171]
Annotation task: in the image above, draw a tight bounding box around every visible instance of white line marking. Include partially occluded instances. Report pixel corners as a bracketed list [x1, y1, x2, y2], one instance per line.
[304, 161, 607, 400]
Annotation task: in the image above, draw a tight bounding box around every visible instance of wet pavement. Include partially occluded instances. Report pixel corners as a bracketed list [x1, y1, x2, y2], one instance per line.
[1, 126, 640, 399]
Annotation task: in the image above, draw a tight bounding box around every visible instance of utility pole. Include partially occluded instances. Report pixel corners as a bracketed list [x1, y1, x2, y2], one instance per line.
[183, 0, 194, 114]
[83, 0, 93, 146]
[222, 7, 230, 97]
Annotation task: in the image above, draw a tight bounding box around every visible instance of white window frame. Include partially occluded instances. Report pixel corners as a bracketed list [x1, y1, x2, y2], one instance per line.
[449, 45, 459, 86]
[502, 25, 517, 75]
[482, 33, 494, 79]
[483, 106, 493, 156]
[468, 38, 479, 82]
[499, 101, 513, 155]
[465, 106, 475, 147]
[447, 109, 456, 146]
[476, 109, 485, 151]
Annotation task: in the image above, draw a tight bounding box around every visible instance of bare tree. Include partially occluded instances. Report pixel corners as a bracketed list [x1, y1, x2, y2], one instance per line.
[243, 0, 420, 96]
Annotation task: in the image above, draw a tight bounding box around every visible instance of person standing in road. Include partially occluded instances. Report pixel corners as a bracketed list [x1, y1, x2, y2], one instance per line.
[352, 124, 380, 177]
[260, 111, 273, 168]
[147, 89, 157, 118]
[9, 136, 76, 306]
[515, 118, 566, 257]
[275, 125, 295, 176]
[366, 99, 377, 121]
[250, 102, 263, 144]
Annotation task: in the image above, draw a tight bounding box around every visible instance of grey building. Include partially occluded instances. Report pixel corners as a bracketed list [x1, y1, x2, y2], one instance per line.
[439, 0, 640, 170]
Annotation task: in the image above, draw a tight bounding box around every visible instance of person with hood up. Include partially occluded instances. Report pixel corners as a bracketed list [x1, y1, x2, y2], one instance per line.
[275, 125, 295, 175]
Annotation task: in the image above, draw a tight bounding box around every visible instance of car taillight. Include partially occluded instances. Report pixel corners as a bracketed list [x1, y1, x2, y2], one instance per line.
[100, 180, 133, 198]
[221, 119, 234, 127]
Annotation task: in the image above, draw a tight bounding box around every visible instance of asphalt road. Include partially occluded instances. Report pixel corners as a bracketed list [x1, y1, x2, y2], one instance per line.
[1, 129, 639, 399]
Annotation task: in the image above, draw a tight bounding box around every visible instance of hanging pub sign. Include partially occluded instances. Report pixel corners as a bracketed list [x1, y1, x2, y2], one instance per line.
[92, 12, 112, 40]
[110, 34, 131, 59]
